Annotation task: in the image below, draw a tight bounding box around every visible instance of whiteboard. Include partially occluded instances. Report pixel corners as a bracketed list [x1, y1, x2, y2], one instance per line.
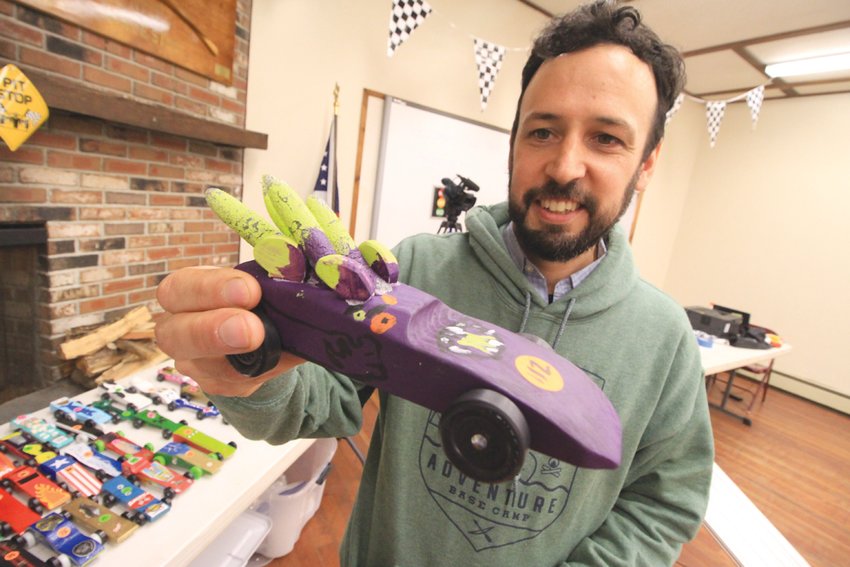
[370, 97, 511, 247]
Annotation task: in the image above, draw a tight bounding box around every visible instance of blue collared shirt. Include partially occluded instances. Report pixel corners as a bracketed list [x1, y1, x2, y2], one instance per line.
[501, 222, 607, 303]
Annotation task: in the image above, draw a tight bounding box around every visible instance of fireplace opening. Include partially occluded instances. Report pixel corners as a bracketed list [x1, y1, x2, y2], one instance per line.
[0, 223, 47, 404]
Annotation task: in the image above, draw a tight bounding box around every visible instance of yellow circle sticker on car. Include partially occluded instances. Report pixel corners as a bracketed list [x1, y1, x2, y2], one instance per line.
[515, 355, 564, 392]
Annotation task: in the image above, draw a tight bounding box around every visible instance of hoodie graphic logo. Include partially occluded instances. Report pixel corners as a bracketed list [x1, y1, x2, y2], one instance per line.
[419, 411, 576, 551]
[418, 367, 606, 551]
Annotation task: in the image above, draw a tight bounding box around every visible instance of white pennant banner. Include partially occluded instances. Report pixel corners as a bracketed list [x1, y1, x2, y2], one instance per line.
[387, 0, 433, 57]
[705, 100, 726, 148]
[473, 37, 506, 110]
[746, 85, 765, 129]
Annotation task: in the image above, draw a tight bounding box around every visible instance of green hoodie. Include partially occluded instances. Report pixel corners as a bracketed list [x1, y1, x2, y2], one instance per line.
[211, 202, 713, 567]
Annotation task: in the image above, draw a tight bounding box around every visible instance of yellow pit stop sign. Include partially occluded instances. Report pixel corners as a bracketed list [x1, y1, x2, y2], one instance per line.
[0, 64, 49, 152]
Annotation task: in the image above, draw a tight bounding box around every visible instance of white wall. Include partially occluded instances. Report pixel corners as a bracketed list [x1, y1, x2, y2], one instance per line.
[662, 93, 850, 409]
[630, 102, 704, 288]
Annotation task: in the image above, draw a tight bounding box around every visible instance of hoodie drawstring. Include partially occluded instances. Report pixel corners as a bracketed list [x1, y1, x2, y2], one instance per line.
[518, 291, 532, 335]
[552, 297, 575, 351]
[517, 291, 575, 351]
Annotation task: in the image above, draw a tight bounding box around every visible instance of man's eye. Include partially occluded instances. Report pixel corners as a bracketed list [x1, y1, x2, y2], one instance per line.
[531, 129, 552, 141]
[596, 133, 623, 146]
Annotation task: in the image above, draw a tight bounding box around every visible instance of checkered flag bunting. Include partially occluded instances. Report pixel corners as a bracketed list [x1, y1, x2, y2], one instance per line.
[387, 0, 433, 57]
[665, 93, 684, 126]
[473, 37, 506, 110]
[746, 85, 765, 129]
[705, 100, 726, 148]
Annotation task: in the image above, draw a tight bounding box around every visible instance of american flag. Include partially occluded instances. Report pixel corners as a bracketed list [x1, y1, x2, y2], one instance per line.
[313, 120, 339, 215]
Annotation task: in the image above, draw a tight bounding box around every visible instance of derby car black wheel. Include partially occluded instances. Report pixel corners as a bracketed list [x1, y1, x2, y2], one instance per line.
[439, 389, 530, 483]
[226, 308, 282, 377]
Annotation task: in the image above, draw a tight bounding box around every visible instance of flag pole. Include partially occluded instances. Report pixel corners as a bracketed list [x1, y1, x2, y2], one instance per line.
[332, 83, 340, 214]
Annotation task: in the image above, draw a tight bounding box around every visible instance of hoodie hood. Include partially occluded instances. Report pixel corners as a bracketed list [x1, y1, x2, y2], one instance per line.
[464, 202, 640, 321]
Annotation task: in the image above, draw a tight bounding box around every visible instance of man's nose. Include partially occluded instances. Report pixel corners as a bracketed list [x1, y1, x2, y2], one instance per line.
[544, 137, 587, 184]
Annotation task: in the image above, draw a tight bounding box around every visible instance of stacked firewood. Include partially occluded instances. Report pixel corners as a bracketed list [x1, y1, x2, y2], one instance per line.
[59, 306, 168, 388]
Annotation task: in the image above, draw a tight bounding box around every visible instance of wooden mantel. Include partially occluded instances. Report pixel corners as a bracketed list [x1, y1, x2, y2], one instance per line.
[28, 69, 268, 149]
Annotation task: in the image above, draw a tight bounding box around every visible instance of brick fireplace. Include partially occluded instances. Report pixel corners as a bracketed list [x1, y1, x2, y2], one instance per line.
[0, 0, 264, 398]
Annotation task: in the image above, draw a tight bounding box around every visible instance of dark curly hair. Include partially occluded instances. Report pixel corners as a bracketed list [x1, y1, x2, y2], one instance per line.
[511, 0, 686, 160]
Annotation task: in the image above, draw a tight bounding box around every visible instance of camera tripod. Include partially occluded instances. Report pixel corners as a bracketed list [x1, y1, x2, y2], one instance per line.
[437, 214, 464, 234]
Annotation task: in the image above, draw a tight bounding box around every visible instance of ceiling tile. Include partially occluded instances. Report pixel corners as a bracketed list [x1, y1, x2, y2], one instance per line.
[684, 51, 767, 96]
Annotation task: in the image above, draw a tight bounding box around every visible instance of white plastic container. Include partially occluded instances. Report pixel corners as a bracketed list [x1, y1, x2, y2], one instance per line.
[253, 438, 338, 558]
[189, 509, 272, 567]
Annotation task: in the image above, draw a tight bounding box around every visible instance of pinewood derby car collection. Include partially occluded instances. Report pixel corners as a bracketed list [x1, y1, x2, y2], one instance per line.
[0, 364, 241, 564]
[206, 177, 622, 482]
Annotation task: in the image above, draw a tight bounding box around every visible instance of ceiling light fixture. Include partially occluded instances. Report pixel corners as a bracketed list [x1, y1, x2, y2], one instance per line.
[765, 52, 850, 78]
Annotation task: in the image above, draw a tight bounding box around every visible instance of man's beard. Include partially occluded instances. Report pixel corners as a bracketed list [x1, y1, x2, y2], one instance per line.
[508, 172, 638, 263]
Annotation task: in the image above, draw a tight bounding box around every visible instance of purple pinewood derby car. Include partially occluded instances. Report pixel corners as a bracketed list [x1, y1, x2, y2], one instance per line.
[231, 260, 622, 482]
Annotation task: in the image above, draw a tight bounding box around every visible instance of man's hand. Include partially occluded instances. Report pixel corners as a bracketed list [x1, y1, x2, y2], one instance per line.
[155, 175, 397, 395]
[155, 266, 306, 396]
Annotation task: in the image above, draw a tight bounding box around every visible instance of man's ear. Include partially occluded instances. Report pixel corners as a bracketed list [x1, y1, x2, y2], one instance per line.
[636, 141, 662, 193]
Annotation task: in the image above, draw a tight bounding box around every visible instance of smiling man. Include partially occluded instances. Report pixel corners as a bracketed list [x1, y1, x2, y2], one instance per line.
[155, 2, 713, 565]
[508, 45, 660, 286]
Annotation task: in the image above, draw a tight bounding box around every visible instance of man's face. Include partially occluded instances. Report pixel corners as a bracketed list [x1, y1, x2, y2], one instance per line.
[509, 44, 661, 263]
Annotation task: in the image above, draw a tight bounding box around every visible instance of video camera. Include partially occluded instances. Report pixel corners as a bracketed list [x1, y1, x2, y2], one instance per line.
[438, 175, 480, 234]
